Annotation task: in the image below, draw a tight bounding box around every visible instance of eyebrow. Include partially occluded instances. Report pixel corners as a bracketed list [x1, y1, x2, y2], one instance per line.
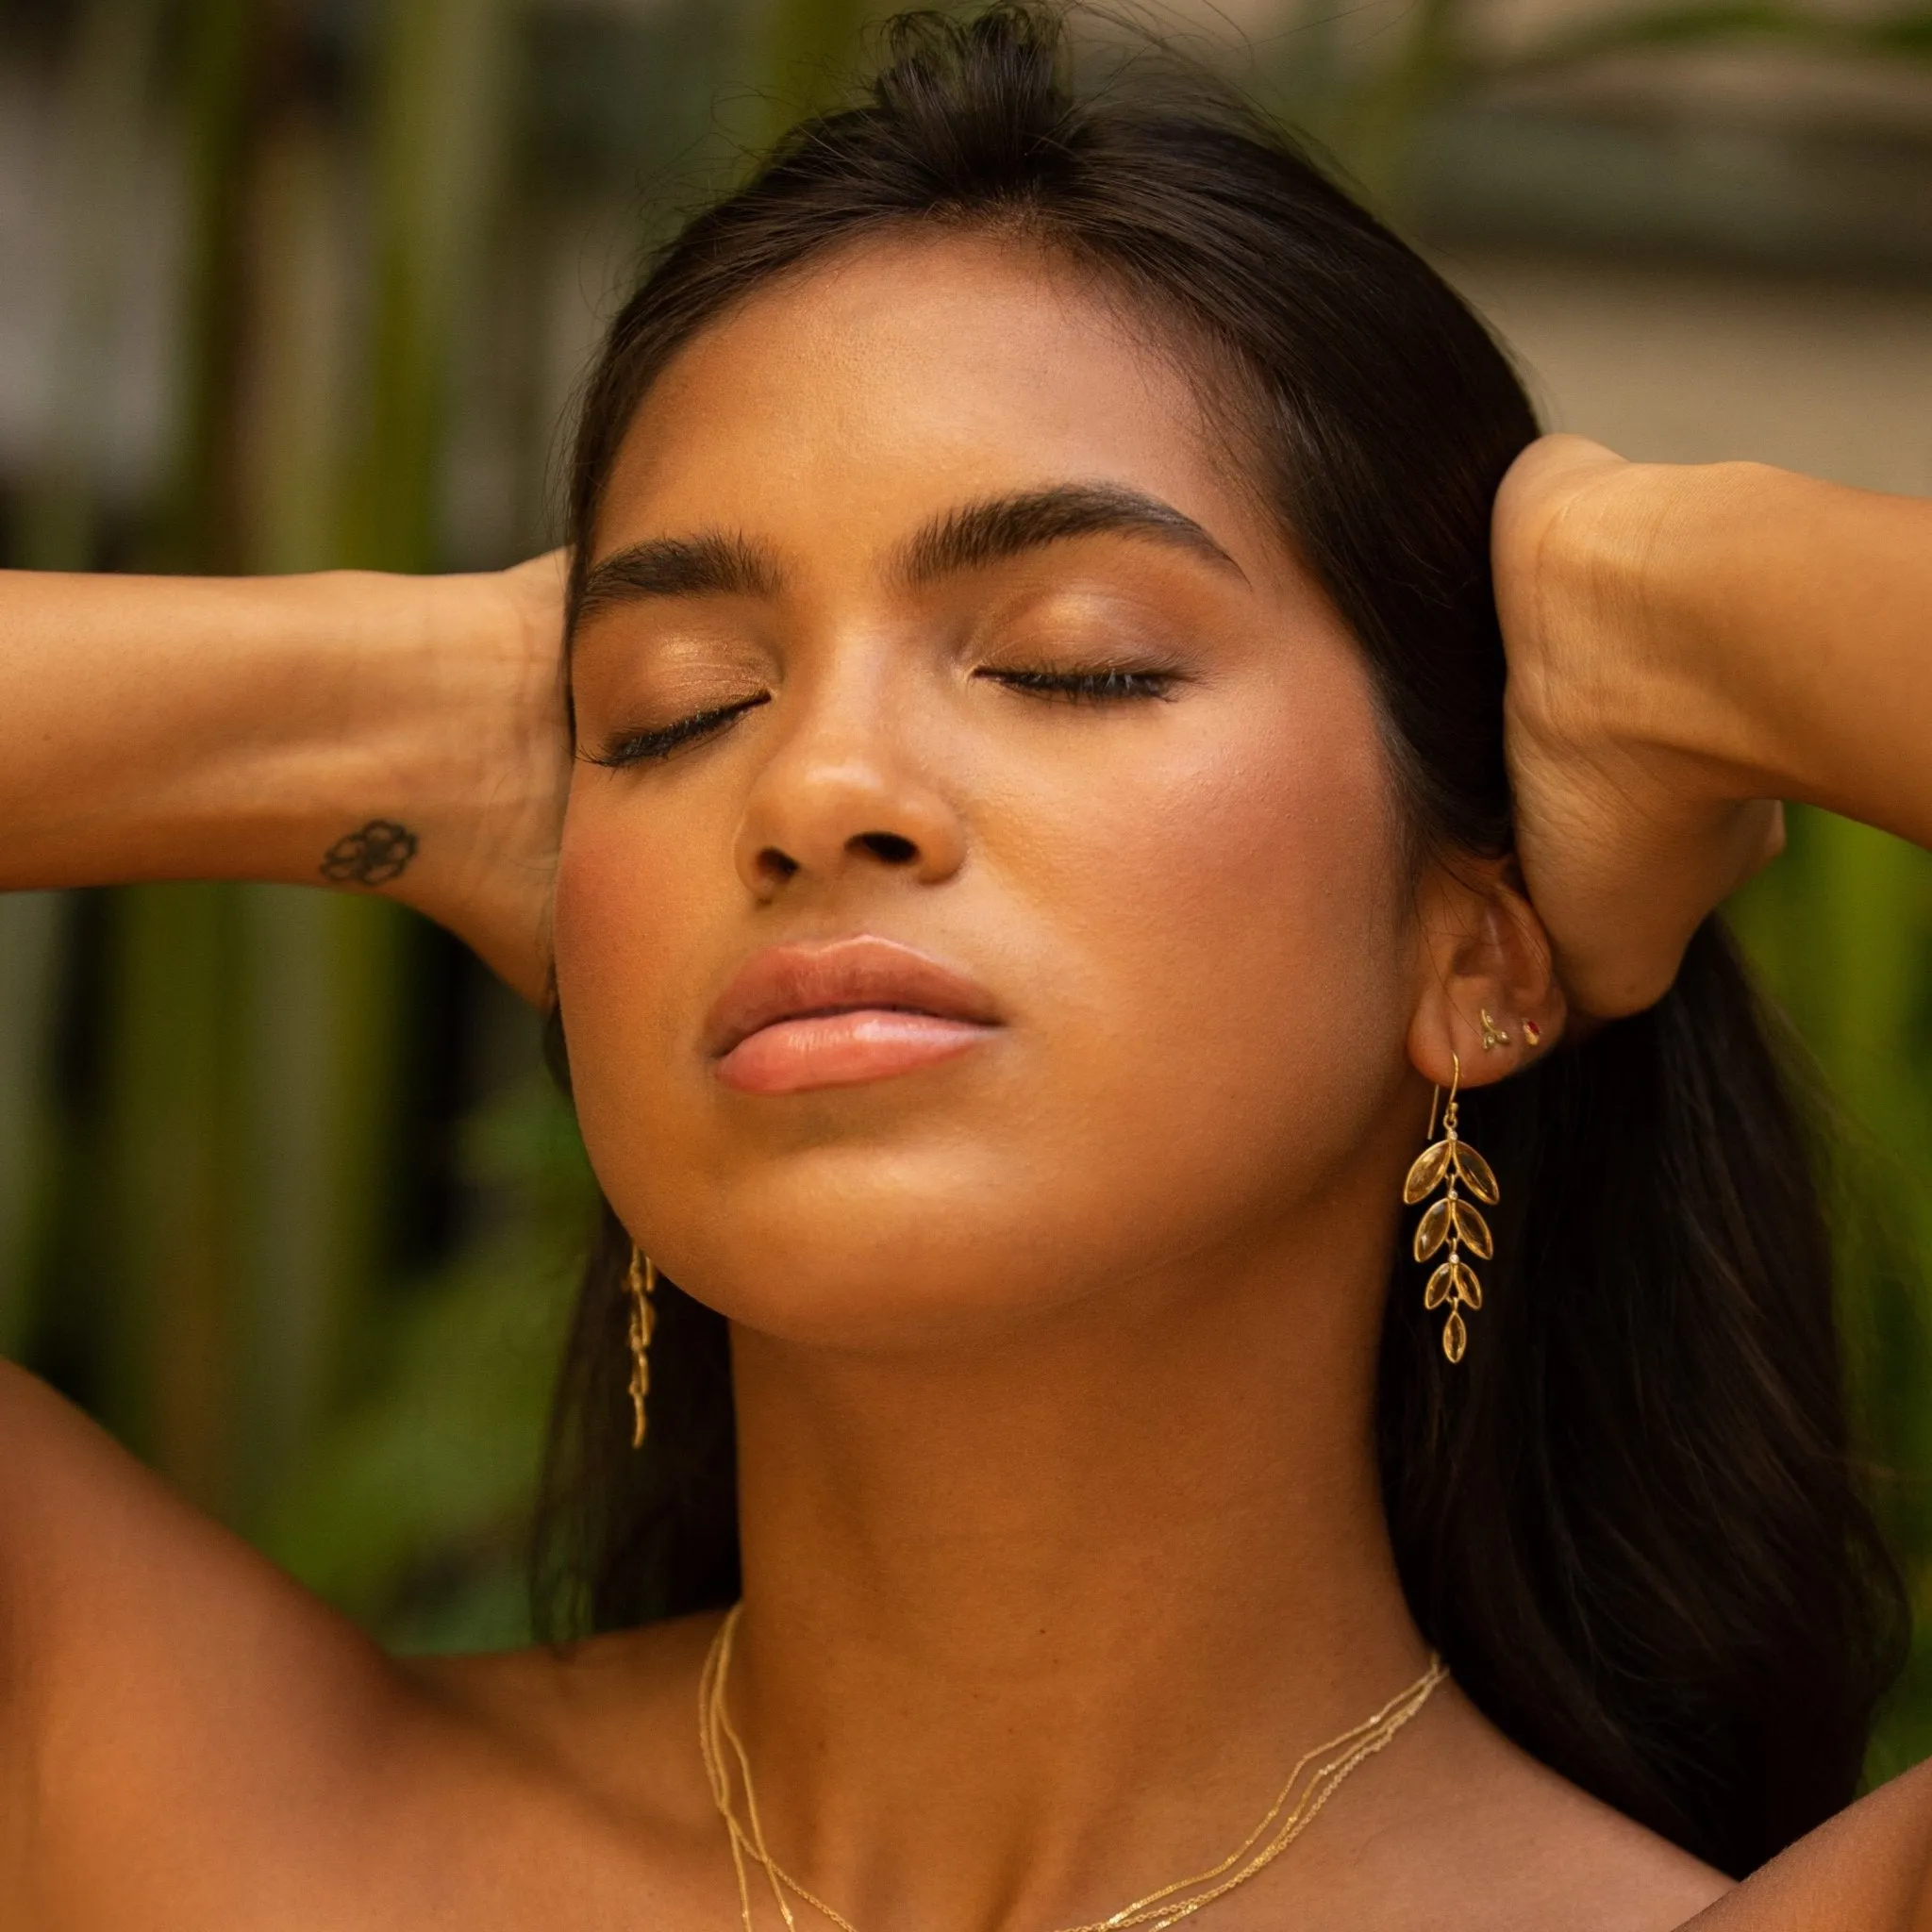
[575, 481, 1243, 622]
[576, 532, 782, 618]
[896, 483, 1245, 586]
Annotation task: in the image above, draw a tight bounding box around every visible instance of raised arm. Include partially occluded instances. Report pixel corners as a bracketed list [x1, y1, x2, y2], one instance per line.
[1496, 445, 1932, 1924]
[0, 558, 570, 1921]
[0, 557, 569, 1000]
[1493, 439, 1932, 1017]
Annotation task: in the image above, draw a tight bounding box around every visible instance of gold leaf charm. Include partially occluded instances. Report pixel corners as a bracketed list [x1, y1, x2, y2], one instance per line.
[1451, 1140, 1499, 1204]
[1413, 1196, 1452, 1261]
[1403, 1140, 1452, 1205]
[1427, 1258, 1480, 1310]
[1450, 1199, 1493, 1258]
[1405, 1066, 1498, 1365]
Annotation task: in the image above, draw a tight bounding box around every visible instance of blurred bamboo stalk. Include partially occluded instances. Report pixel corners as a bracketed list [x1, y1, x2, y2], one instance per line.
[101, 884, 243, 1495]
[0, 0, 165, 1365]
[89, 0, 271, 1511]
[165, 0, 269, 575]
[234, 890, 410, 1527]
[226, 87, 394, 1525]
[1324, 0, 1472, 206]
[0, 894, 66, 1360]
[348, 0, 520, 573]
[18, 0, 165, 572]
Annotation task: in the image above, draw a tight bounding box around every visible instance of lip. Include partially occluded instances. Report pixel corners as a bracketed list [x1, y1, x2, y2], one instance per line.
[707, 936, 1002, 1095]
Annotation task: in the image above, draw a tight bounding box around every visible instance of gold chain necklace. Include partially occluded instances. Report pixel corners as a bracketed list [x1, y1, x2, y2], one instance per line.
[697, 1606, 1445, 1932]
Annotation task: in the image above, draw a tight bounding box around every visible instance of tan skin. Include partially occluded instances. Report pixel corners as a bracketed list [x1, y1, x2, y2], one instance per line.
[2, 228, 1931, 1930]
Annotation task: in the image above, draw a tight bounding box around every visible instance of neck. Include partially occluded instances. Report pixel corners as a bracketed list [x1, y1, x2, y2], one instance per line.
[724, 1157, 1435, 1930]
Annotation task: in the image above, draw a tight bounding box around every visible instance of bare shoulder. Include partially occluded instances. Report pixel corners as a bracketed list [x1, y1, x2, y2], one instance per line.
[0, 1356, 402, 1706]
[1314, 1686, 1732, 1932]
[1460, 1731, 1734, 1932]
[1406, 1700, 1932, 1932]
[0, 1359, 724, 1929]
[0, 1361, 416, 1916]
[1677, 1758, 1932, 1932]
[400, 1609, 723, 1834]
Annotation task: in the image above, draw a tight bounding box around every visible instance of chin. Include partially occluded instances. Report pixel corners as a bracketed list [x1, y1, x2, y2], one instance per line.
[632, 1157, 1128, 1351]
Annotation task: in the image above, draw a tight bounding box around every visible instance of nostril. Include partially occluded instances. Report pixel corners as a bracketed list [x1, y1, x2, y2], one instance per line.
[854, 831, 918, 866]
[756, 846, 801, 884]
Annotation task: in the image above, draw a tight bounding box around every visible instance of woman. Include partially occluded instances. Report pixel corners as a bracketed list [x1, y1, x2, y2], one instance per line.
[3, 8, 1930, 1926]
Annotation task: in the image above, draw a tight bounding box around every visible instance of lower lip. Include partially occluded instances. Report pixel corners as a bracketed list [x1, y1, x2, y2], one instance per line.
[715, 1009, 995, 1095]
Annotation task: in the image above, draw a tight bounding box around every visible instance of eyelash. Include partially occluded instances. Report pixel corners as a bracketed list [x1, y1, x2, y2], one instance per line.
[979, 666, 1177, 704]
[587, 666, 1176, 768]
[586, 696, 769, 768]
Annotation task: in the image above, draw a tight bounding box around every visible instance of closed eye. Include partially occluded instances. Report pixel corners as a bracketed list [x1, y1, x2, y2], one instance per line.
[583, 694, 771, 768]
[977, 667, 1178, 703]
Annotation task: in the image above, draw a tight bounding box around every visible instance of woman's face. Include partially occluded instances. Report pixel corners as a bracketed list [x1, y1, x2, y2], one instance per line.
[556, 232, 1424, 1347]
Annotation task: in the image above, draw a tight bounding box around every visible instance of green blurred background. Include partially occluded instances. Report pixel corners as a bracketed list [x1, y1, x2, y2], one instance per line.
[1, 0, 1929, 1769]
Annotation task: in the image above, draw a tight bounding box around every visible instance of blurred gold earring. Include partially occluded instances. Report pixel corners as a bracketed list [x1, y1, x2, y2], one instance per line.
[625, 1244, 658, 1449]
[1479, 1008, 1510, 1052]
[1404, 1053, 1498, 1364]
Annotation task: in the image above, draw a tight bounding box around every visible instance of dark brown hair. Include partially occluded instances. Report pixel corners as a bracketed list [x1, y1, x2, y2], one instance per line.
[533, 4, 1906, 1878]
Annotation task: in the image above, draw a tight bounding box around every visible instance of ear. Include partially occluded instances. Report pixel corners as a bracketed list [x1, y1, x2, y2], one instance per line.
[1407, 859, 1567, 1091]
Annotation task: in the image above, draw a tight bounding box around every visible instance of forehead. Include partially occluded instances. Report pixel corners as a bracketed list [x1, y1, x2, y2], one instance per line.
[593, 229, 1277, 578]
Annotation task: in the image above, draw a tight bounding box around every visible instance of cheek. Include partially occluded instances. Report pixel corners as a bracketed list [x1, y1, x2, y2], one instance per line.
[551, 786, 721, 1170]
[1001, 678, 1415, 1235]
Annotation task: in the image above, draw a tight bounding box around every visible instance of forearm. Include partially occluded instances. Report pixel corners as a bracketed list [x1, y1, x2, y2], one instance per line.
[0, 568, 455, 891]
[1550, 461, 1932, 845]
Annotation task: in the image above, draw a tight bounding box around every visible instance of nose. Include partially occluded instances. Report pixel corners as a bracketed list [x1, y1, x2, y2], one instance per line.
[731, 701, 967, 900]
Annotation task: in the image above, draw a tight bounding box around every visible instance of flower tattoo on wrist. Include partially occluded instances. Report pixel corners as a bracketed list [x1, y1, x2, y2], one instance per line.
[320, 819, 419, 887]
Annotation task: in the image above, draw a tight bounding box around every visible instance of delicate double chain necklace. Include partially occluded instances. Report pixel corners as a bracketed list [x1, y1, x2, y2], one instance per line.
[697, 1605, 1446, 1932]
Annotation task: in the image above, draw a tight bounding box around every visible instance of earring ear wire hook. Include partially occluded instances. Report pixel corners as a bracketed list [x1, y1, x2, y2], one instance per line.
[1426, 1050, 1460, 1141]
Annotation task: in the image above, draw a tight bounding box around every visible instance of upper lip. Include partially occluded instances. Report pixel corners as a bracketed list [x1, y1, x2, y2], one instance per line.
[705, 936, 1002, 1058]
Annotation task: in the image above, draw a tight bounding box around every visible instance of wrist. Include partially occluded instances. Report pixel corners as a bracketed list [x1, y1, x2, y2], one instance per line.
[1514, 452, 1793, 807]
[157, 566, 506, 904]
[344, 560, 568, 999]
[306, 566, 510, 881]
[272, 569, 465, 885]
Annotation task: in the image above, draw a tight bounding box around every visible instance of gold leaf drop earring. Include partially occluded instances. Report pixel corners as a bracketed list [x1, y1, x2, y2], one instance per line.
[1404, 1053, 1498, 1363]
[625, 1244, 658, 1448]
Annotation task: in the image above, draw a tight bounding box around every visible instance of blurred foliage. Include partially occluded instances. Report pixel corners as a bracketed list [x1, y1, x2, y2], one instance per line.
[1, 0, 1930, 1806]
[257, 1072, 595, 1652]
[1729, 811, 1932, 1781]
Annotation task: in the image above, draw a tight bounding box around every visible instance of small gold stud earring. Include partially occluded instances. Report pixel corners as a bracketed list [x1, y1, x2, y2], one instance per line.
[1479, 1008, 1510, 1052]
[625, 1244, 658, 1449]
[1523, 1018, 1542, 1047]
